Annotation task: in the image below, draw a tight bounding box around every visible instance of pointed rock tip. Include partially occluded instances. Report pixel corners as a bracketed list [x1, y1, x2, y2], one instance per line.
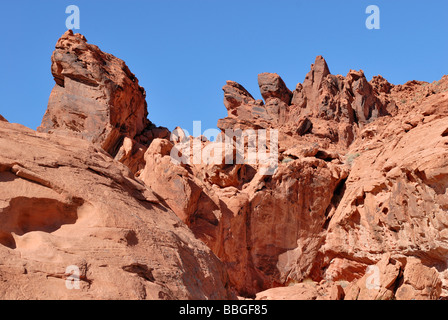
[222, 80, 254, 111]
[223, 80, 252, 97]
[60, 29, 87, 42]
[313, 55, 330, 74]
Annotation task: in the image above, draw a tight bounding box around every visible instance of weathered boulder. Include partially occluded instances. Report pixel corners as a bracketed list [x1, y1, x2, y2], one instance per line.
[38, 30, 167, 157]
[395, 257, 442, 300]
[258, 72, 292, 105]
[223, 80, 256, 112]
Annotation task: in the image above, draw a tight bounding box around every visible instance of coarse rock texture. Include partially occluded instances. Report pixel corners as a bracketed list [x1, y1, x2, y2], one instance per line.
[37, 30, 169, 160]
[139, 54, 448, 299]
[319, 76, 448, 299]
[3, 30, 448, 300]
[137, 54, 398, 297]
[139, 138, 349, 296]
[0, 120, 234, 300]
[255, 281, 345, 300]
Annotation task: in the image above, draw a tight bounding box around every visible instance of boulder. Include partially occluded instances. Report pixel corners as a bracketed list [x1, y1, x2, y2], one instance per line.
[38, 30, 166, 157]
[258, 72, 292, 105]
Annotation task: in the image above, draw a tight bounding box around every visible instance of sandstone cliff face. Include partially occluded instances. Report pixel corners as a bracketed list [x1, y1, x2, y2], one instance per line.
[2, 31, 448, 300]
[320, 77, 448, 299]
[138, 56, 448, 298]
[37, 30, 169, 165]
[0, 120, 234, 299]
[0, 33, 234, 300]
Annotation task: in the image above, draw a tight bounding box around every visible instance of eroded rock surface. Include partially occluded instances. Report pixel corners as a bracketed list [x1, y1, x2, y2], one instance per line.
[37, 30, 169, 159]
[4, 30, 448, 300]
[139, 58, 448, 299]
[0, 121, 234, 300]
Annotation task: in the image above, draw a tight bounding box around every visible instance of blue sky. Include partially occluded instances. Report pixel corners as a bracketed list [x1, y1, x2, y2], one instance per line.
[0, 0, 447, 135]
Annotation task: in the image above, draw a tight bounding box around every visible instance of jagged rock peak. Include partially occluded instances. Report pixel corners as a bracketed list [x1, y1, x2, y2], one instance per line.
[38, 31, 169, 158]
[303, 55, 331, 91]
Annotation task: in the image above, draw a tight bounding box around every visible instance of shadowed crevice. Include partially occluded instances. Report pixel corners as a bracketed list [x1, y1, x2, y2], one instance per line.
[0, 196, 82, 249]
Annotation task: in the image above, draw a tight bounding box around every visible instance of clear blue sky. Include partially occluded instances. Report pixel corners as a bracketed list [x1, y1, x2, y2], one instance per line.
[0, 0, 447, 135]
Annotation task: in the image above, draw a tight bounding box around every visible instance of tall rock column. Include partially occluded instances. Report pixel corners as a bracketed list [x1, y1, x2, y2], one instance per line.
[38, 30, 167, 157]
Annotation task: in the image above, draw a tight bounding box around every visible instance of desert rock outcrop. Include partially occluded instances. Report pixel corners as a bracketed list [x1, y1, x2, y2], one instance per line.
[0, 120, 234, 299]
[2, 30, 448, 300]
[37, 30, 169, 160]
[140, 57, 448, 298]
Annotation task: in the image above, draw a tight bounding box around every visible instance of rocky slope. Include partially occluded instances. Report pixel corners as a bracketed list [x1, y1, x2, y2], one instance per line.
[0, 119, 235, 299]
[0, 31, 233, 300]
[1, 30, 448, 299]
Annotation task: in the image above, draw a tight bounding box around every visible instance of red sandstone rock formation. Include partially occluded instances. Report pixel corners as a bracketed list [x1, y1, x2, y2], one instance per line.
[0, 32, 233, 300]
[140, 56, 448, 298]
[0, 120, 234, 299]
[2, 31, 448, 300]
[37, 30, 169, 170]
